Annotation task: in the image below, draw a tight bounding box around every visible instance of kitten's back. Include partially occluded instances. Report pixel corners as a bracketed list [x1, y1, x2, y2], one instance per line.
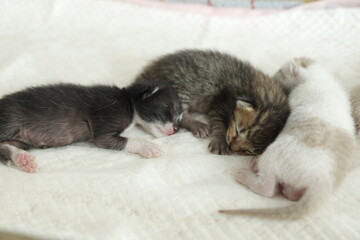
[290, 62, 354, 133]
[137, 49, 288, 107]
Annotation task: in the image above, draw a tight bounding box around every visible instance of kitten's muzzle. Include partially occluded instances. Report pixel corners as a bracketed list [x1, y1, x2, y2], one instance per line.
[157, 125, 178, 136]
[167, 126, 178, 135]
[229, 141, 254, 156]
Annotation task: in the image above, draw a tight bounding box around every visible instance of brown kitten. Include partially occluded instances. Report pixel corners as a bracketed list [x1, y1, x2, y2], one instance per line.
[225, 96, 290, 155]
[135, 49, 290, 155]
[226, 101, 259, 155]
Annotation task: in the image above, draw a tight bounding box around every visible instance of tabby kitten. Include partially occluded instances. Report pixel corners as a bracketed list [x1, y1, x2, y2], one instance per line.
[135, 49, 290, 155]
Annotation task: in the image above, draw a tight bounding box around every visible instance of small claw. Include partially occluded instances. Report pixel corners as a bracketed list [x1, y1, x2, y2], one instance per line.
[208, 141, 230, 155]
[189, 121, 209, 138]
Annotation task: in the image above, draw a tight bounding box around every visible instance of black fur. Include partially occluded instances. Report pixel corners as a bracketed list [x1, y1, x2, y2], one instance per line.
[127, 79, 182, 126]
[0, 82, 181, 164]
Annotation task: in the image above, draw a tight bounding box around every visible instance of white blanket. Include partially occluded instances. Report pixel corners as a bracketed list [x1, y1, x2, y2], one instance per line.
[0, 0, 360, 239]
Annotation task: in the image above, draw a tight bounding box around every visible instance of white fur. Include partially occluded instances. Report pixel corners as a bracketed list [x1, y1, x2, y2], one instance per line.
[220, 58, 357, 218]
[133, 111, 176, 138]
[122, 115, 165, 158]
[1, 144, 37, 173]
[124, 139, 163, 158]
[236, 99, 254, 110]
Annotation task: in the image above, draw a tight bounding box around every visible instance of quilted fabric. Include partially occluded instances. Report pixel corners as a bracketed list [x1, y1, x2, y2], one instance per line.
[151, 0, 306, 9]
[0, 0, 359, 239]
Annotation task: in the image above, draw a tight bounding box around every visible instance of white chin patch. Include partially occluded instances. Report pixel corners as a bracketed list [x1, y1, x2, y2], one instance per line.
[143, 122, 175, 138]
[134, 113, 176, 138]
[146, 124, 167, 138]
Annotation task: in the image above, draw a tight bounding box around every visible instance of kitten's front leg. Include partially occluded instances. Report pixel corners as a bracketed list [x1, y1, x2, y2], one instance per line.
[125, 139, 163, 158]
[250, 156, 260, 173]
[92, 135, 163, 158]
[208, 90, 235, 155]
[208, 109, 230, 155]
[180, 111, 209, 138]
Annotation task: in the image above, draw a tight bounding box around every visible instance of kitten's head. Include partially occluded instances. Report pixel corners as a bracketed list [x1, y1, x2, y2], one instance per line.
[273, 57, 314, 91]
[128, 81, 183, 138]
[226, 99, 289, 156]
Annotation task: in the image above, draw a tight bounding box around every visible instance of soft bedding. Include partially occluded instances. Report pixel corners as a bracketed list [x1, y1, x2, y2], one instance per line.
[0, 0, 360, 239]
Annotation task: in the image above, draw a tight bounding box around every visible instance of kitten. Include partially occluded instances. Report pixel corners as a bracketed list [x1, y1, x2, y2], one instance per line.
[0, 81, 182, 173]
[350, 86, 360, 133]
[220, 58, 357, 218]
[135, 49, 290, 155]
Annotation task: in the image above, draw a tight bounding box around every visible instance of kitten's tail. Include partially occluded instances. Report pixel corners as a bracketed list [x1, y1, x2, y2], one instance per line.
[219, 179, 332, 219]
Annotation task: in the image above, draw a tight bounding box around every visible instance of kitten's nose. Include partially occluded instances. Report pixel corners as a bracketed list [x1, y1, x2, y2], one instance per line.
[229, 141, 241, 152]
[165, 126, 178, 136]
[168, 127, 178, 135]
[229, 141, 251, 155]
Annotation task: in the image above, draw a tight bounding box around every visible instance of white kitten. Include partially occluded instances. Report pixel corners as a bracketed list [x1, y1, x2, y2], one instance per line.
[220, 57, 357, 218]
[350, 86, 360, 133]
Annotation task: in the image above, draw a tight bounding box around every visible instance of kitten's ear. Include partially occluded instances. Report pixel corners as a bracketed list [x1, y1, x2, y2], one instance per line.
[295, 57, 314, 68]
[236, 98, 254, 111]
[142, 86, 160, 100]
[289, 61, 300, 77]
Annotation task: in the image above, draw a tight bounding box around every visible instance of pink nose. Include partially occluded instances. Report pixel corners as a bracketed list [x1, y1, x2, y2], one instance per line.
[167, 128, 175, 135]
[166, 127, 178, 136]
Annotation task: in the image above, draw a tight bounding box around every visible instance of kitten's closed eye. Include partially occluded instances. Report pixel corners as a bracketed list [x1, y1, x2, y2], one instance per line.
[226, 107, 258, 155]
[226, 103, 285, 156]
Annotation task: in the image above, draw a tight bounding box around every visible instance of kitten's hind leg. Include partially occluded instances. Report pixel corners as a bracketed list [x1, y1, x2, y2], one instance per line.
[235, 168, 277, 198]
[179, 97, 210, 138]
[92, 135, 163, 158]
[281, 184, 305, 201]
[0, 142, 37, 173]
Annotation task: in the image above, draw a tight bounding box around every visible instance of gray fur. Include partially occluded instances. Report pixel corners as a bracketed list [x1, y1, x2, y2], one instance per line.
[135, 49, 290, 155]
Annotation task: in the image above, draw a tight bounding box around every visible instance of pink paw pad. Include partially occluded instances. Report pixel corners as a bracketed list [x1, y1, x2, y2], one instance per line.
[234, 168, 251, 183]
[13, 151, 37, 173]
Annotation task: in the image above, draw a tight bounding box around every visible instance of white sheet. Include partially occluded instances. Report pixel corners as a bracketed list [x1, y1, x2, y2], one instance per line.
[0, 0, 360, 239]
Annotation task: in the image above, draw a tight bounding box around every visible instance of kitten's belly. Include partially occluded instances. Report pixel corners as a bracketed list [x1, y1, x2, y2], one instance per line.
[12, 121, 91, 148]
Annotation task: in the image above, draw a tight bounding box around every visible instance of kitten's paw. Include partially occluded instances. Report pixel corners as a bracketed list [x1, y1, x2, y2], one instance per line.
[13, 151, 37, 173]
[250, 156, 260, 173]
[139, 142, 163, 158]
[189, 121, 209, 138]
[208, 140, 230, 155]
[126, 139, 163, 158]
[234, 168, 251, 184]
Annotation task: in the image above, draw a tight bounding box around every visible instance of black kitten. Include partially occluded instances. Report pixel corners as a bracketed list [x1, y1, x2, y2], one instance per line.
[0, 80, 182, 172]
